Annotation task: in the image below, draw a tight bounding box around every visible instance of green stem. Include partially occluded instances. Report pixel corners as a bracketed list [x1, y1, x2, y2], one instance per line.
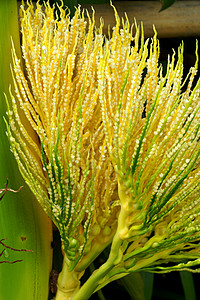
[75, 231, 116, 273]
[96, 289, 106, 300]
[71, 188, 130, 299]
[55, 178, 129, 300]
[71, 178, 131, 300]
[72, 233, 122, 300]
[55, 253, 84, 300]
[88, 263, 106, 300]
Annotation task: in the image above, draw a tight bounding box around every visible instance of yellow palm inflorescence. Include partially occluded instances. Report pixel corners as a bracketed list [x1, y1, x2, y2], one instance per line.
[7, 1, 119, 273]
[6, 1, 200, 299]
[98, 19, 200, 271]
[99, 17, 200, 249]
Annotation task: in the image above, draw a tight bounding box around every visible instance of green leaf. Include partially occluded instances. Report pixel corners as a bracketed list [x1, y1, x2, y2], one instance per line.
[141, 272, 154, 300]
[120, 273, 145, 300]
[160, 0, 176, 11]
[0, 1, 52, 299]
[180, 271, 196, 300]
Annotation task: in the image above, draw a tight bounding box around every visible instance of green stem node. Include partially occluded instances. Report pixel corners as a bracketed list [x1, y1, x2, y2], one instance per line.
[55, 253, 84, 300]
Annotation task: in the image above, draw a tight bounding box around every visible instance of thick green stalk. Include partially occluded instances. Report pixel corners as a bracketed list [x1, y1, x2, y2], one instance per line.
[70, 177, 154, 299]
[0, 1, 52, 299]
[71, 228, 122, 300]
[71, 184, 126, 300]
[57, 178, 129, 300]
[55, 253, 84, 300]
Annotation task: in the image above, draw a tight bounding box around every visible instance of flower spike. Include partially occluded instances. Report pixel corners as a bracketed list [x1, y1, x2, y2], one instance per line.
[7, 1, 200, 299]
[8, 1, 119, 278]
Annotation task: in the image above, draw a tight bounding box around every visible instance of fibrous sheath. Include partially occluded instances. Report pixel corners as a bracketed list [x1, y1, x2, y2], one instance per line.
[6, 0, 200, 298]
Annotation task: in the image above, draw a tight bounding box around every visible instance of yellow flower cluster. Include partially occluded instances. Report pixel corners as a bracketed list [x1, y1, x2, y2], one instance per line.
[6, 1, 200, 295]
[7, 1, 119, 270]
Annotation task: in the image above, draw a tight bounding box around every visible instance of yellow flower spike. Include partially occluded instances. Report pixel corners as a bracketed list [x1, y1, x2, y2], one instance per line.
[97, 3, 200, 290]
[8, 2, 119, 298]
[0, 1, 52, 300]
[7, 1, 200, 299]
[72, 6, 200, 300]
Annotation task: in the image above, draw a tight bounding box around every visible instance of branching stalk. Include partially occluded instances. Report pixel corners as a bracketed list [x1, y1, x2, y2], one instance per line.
[55, 253, 84, 300]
